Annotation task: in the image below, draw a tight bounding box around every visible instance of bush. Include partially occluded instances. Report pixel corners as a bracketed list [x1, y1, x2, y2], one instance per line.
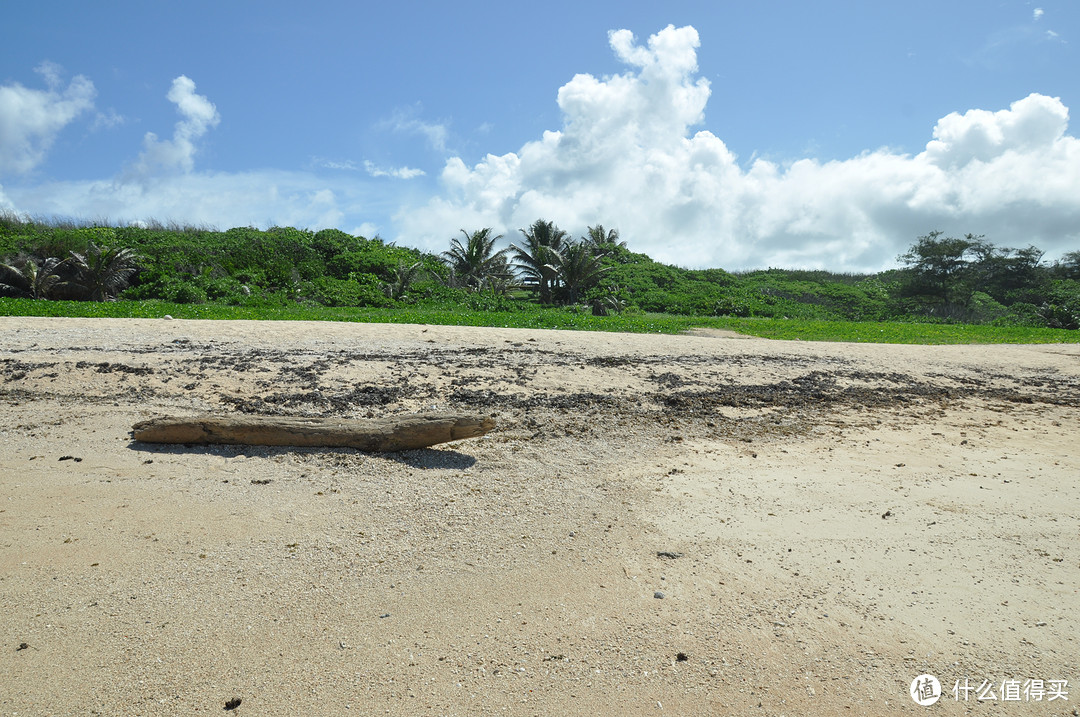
[304, 275, 393, 308]
[172, 282, 208, 304]
[969, 291, 1010, 324]
[713, 292, 756, 317]
[996, 302, 1041, 327]
[1038, 303, 1079, 330]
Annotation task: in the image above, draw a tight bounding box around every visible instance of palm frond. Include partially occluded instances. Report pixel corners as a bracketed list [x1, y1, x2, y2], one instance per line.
[66, 243, 143, 300]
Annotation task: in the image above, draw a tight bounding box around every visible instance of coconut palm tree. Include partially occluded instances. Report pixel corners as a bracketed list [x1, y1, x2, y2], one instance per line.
[66, 243, 142, 301]
[382, 261, 425, 300]
[0, 257, 65, 299]
[582, 224, 625, 254]
[24, 257, 66, 299]
[557, 241, 609, 305]
[511, 219, 568, 304]
[0, 261, 31, 298]
[442, 228, 510, 291]
[476, 272, 518, 297]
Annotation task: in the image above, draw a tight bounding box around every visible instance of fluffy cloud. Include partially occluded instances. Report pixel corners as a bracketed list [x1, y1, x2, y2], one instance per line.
[395, 25, 1080, 271]
[924, 93, 1068, 168]
[3, 74, 395, 235]
[126, 76, 219, 178]
[0, 62, 96, 176]
[5, 29, 1077, 271]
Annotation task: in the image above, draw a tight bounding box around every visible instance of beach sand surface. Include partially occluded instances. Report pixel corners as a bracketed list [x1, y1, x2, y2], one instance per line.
[1, 317, 1078, 715]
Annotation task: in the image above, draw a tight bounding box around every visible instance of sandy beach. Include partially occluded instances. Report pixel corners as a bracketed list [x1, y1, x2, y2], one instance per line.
[1, 317, 1078, 715]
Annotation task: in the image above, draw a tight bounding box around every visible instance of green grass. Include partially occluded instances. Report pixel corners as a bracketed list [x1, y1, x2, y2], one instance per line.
[0, 298, 698, 333]
[1, 298, 1077, 344]
[709, 317, 1080, 344]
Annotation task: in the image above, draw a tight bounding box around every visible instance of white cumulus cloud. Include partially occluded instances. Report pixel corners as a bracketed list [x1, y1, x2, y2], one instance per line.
[127, 75, 219, 178]
[0, 62, 96, 176]
[3, 74, 419, 235]
[3, 75, 402, 235]
[923, 93, 1068, 168]
[395, 25, 1080, 271]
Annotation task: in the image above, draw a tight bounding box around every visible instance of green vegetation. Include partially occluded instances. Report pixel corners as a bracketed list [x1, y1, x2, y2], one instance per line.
[2, 211, 1078, 344]
[1, 298, 1075, 343]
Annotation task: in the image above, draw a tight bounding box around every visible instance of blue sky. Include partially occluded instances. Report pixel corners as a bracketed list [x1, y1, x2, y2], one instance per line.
[2, 0, 1077, 271]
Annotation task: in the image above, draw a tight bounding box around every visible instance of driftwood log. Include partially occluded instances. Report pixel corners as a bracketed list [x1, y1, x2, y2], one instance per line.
[131, 413, 495, 452]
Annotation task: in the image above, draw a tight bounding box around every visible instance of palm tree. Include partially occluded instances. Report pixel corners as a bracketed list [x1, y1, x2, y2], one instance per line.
[557, 241, 609, 305]
[24, 257, 66, 299]
[442, 229, 510, 291]
[582, 224, 625, 254]
[511, 219, 568, 304]
[0, 257, 65, 299]
[382, 261, 425, 300]
[66, 243, 142, 301]
[0, 262, 30, 298]
[477, 272, 518, 297]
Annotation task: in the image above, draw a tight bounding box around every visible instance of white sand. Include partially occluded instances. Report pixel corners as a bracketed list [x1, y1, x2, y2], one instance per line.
[1, 317, 1078, 715]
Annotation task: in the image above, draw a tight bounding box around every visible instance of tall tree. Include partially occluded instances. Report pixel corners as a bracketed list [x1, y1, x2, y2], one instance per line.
[582, 224, 625, 254]
[1054, 250, 1080, 280]
[968, 244, 1047, 304]
[897, 232, 987, 314]
[557, 241, 609, 305]
[442, 228, 510, 291]
[511, 219, 568, 304]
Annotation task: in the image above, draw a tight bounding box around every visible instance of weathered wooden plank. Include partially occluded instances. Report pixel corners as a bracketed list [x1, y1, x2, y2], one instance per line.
[131, 413, 495, 452]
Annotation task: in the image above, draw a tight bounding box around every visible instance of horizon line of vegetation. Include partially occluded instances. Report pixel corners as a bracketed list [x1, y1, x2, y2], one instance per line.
[2, 297, 1076, 344]
[1, 210, 1079, 344]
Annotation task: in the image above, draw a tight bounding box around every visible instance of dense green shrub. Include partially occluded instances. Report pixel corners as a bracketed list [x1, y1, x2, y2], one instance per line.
[304, 275, 393, 308]
[969, 291, 1010, 324]
[1, 213, 1076, 328]
[997, 302, 1041, 327]
[172, 282, 209, 304]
